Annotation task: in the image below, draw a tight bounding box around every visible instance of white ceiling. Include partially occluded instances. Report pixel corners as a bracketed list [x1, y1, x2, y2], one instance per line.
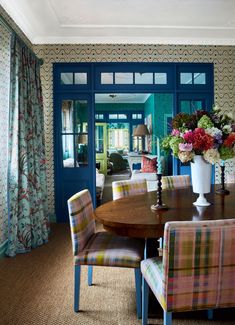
[1, 0, 235, 45]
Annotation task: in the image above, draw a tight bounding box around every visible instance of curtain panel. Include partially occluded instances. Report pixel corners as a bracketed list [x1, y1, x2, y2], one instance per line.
[6, 35, 49, 257]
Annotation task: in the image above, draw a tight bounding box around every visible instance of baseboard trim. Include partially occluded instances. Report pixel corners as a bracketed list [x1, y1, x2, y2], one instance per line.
[0, 240, 8, 258]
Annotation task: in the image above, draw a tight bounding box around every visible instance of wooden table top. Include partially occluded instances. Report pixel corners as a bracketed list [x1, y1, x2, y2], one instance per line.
[94, 184, 235, 238]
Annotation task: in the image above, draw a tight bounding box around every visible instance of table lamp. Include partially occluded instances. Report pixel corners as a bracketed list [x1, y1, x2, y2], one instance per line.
[133, 124, 149, 153]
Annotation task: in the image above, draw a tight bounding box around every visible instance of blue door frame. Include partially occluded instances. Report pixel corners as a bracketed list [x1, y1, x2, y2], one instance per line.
[54, 92, 95, 222]
[53, 62, 214, 222]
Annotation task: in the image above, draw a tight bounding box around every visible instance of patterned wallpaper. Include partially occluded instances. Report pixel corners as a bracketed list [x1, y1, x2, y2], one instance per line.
[0, 21, 10, 246]
[33, 44, 235, 218]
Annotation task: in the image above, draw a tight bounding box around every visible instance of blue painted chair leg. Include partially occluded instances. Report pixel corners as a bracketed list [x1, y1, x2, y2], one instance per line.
[88, 265, 93, 286]
[134, 268, 142, 319]
[164, 310, 172, 325]
[74, 265, 81, 312]
[207, 309, 214, 320]
[142, 277, 149, 325]
[144, 238, 148, 259]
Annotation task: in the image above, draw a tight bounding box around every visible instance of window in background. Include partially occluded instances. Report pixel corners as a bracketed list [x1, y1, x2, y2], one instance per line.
[107, 123, 130, 152]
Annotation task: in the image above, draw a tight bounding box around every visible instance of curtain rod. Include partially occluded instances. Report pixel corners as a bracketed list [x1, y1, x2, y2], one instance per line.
[0, 14, 43, 66]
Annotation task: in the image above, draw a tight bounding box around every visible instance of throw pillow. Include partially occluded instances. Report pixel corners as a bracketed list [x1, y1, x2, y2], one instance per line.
[141, 156, 157, 173]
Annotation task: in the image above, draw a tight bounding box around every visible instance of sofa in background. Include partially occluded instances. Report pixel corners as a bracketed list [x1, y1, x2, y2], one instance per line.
[130, 154, 165, 192]
[109, 152, 128, 173]
[96, 169, 105, 205]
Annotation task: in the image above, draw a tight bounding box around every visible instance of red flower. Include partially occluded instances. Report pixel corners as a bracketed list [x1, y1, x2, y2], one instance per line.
[183, 130, 194, 143]
[224, 132, 235, 147]
[192, 128, 214, 152]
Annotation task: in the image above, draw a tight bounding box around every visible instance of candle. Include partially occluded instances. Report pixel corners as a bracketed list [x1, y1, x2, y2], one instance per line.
[157, 138, 162, 174]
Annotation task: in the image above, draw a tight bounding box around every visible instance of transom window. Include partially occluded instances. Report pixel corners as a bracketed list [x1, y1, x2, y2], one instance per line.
[132, 113, 143, 119]
[60, 72, 88, 85]
[95, 113, 104, 120]
[180, 72, 206, 85]
[100, 71, 168, 85]
[108, 113, 127, 119]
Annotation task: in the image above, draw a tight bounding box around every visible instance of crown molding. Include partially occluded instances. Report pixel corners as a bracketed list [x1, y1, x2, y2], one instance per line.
[33, 36, 235, 46]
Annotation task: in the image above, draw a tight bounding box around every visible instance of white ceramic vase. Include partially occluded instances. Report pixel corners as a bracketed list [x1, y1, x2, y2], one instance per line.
[190, 155, 212, 206]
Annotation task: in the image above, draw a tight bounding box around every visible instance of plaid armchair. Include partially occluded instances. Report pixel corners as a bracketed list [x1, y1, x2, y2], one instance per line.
[141, 219, 235, 325]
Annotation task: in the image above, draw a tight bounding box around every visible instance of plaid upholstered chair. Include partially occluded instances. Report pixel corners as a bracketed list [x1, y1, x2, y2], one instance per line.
[112, 179, 147, 201]
[67, 189, 144, 317]
[161, 175, 190, 190]
[141, 219, 235, 325]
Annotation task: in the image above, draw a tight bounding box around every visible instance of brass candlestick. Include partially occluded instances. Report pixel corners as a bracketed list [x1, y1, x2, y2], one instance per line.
[151, 174, 168, 211]
[216, 165, 230, 195]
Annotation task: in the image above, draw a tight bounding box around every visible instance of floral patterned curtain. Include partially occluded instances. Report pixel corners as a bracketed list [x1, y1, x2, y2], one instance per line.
[6, 35, 49, 257]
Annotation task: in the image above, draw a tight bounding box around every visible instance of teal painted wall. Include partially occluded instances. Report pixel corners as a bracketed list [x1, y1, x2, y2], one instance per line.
[95, 103, 145, 112]
[154, 93, 173, 139]
[142, 93, 174, 155]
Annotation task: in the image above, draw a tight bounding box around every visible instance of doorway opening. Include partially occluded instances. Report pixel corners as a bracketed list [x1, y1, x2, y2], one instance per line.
[94, 92, 174, 205]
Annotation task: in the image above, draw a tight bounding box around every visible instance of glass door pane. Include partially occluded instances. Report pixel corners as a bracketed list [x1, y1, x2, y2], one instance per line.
[61, 99, 88, 168]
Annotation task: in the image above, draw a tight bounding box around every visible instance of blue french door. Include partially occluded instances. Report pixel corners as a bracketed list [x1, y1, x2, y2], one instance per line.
[174, 93, 214, 178]
[54, 93, 95, 222]
[53, 62, 214, 222]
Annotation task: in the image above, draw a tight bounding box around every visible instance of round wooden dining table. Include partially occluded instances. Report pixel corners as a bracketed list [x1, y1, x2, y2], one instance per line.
[94, 184, 235, 239]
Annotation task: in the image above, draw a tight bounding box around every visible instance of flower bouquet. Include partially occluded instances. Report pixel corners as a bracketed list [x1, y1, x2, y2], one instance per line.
[162, 106, 235, 164]
[162, 106, 235, 205]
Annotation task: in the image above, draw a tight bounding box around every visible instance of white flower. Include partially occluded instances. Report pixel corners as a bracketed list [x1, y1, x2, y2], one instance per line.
[205, 127, 222, 137]
[213, 105, 220, 112]
[222, 125, 232, 134]
[178, 151, 194, 163]
[226, 112, 234, 119]
[203, 149, 220, 164]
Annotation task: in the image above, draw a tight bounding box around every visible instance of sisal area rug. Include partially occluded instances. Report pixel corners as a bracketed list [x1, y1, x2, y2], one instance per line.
[0, 223, 234, 325]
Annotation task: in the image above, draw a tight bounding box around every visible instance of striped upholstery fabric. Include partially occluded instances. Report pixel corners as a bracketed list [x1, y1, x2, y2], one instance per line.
[68, 189, 144, 267]
[141, 219, 235, 313]
[112, 179, 147, 201]
[68, 190, 96, 255]
[75, 231, 143, 268]
[162, 175, 190, 190]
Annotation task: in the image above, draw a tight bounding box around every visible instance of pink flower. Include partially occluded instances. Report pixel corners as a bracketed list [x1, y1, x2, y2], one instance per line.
[171, 129, 180, 136]
[183, 130, 194, 143]
[179, 143, 193, 152]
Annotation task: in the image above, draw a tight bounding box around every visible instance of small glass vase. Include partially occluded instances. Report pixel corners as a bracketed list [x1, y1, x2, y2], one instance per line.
[191, 155, 212, 206]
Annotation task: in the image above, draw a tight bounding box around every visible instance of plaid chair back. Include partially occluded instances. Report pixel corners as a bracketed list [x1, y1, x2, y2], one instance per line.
[162, 175, 190, 190]
[112, 179, 147, 201]
[162, 219, 235, 312]
[67, 189, 95, 255]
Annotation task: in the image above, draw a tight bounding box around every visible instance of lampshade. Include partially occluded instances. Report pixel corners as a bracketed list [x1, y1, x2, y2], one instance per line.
[133, 124, 150, 136]
[133, 127, 137, 136]
[77, 133, 88, 144]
